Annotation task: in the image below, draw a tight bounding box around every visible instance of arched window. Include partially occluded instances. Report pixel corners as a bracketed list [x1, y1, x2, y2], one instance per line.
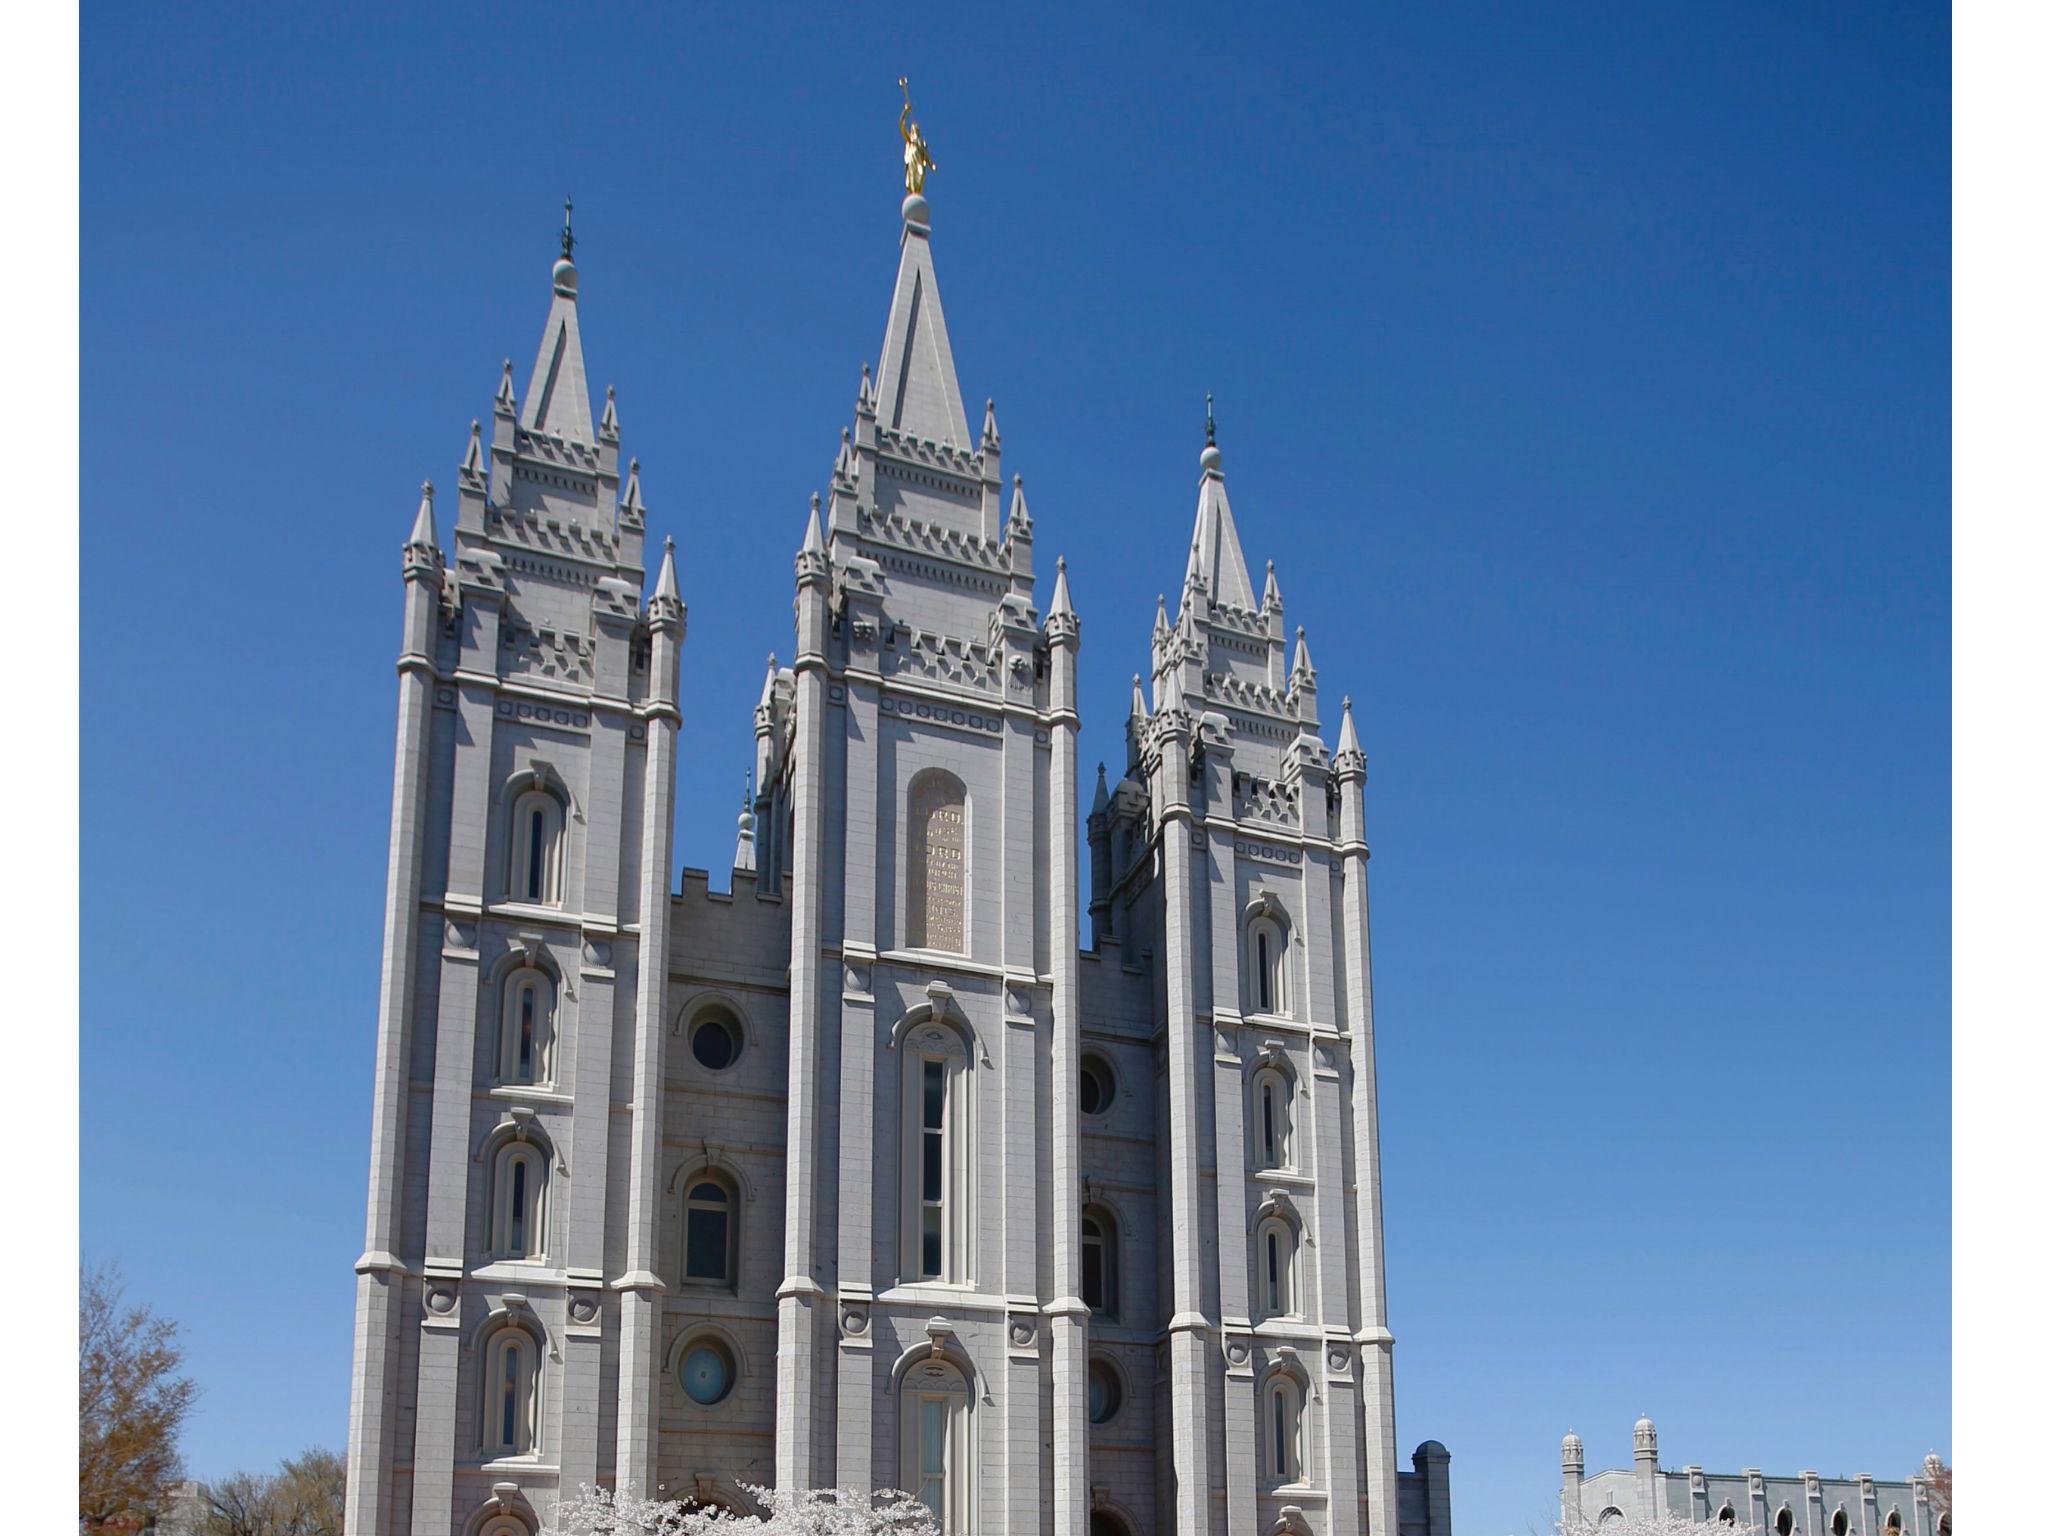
[498, 968, 555, 1086]
[683, 1174, 738, 1287]
[1831, 1509, 1850, 1536]
[1264, 1372, 1306, 1485]
[481, 1328, 539, 1457]
[1081, 1206, 1120, 1319]
[1598, 1513, 1624, 1528]
[1937, 1519, 1951, 1536]
[900, 1357, 970, 1532]
[1884, 1512, 1902, 1532]
[907, 771, 968, 953]
[489, 1142, 547, 1261]
[1255, 1215, 1299, 1319]
[1718, 1506, 1737, 1525]
[901, 1023, 970, 1284]
[1246, 910, 1289, 1016]
[1251, 1065, 1294, 1170]
[1086, 1357, 1124, 1424]
[507, 787, 565, 906]
[1776, 1509, 1795, 1536]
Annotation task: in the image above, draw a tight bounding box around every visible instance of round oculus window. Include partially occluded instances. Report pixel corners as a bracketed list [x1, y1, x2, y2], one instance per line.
[680, 1340, 735, 1405]
[1086, 1359, 1123, 1423]
[1078, 1055, 1115, 1116]
[690, 1014, 740, 1071]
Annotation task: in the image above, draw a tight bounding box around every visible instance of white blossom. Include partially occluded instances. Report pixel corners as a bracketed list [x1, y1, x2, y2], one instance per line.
[543, 1483, 941, 1536]
[1558, 1517, 1761, 1536]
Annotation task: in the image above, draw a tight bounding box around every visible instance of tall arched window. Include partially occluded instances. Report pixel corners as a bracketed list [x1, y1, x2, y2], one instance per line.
[683, 1174, 738, 1287]
[907, 771, 968, 953]
[481, 1327, 539, 1457]
[1831, 1509, 1850, 1536]
[1245, 906, 1291, 1017]
[490, 1142, 547, 1261]
[508, 787, 565, 906]
[1884, 1512, 1902, 1532]
[1251, 1065, 1294, 1171]
[1263, 1371, 1306, 1486]
[1255, 1215, 1298, 1320]
[1776, 1509, 1795, 1536]
[1081, 1206, 1120, 1319]
[498, 968, 556, 1086]
[900, 1357, 970, 1532]
[901, 1023, 970, 1283]
[1718, 1506, 1737, 1525]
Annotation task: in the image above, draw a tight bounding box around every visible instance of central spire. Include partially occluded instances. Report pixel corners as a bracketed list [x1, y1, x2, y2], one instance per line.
[1186, 403, 1256, 610]
[873, 89, 969, 448]
[520, 203, 595, 445]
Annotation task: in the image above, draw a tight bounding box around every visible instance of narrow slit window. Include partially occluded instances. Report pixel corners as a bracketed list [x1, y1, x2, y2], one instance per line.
[921, 1059, 946, 1279]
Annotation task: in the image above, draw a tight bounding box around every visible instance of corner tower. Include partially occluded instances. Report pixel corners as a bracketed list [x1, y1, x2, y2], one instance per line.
[1093, 423, 1407, 1536]
[345, 217, 685, 1536]
[764, 183, 1090, 1536]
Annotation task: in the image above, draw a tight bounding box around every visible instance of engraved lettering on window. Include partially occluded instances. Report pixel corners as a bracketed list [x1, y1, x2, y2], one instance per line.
[908, 772, 967, 953]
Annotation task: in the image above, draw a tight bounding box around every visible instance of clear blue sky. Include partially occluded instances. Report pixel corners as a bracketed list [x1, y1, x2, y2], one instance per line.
[81, 3, 1950, 1531]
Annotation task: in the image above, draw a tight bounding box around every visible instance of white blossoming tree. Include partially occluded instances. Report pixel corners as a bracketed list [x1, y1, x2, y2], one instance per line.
[542, 1483, 940, 1536]
[1559, 1517, 1761, 1536]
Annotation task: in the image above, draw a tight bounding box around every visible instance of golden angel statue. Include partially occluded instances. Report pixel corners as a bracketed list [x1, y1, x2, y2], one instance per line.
[899, 77, 936, 195]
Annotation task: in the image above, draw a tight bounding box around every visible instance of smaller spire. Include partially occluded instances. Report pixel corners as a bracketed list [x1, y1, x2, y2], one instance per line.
[495, 358, 516, 413]
[1129, 673, 1148, 720]
[1153, 593, 1170, 640]
[857, 361, 874, 412]
[733, 767, 758, 876]
[982, 396, 1000, 448]
[759, 653, 781, 710]
[1292, 624, 1315, 679]
[1091, 762, 1110, 815]
[1048, 555, 1074, 618]
[653, 535, 680, 601]
[619, 457, 645, 518]
[599, 384, 619, 438]
[407, 480, 439, 551]
[802, 493, 825, 553]
[460, 419, 485, 479]
[1337, 696, 1361, 756]
[1263, 558, 1282, 609]
[1007, 474, 1033, 536]
[1158, 665, 1184, 715]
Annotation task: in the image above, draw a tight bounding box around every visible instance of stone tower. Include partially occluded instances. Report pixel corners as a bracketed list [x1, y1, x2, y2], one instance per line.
[763, 184, 1091, 1534]
[1080, 421, 1409, 1536]
[345, 177, 1450, 1536]
[345, 217, 686, 1536]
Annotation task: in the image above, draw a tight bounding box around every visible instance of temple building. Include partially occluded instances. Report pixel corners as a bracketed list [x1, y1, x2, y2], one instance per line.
[343, 168, 1453, 1536]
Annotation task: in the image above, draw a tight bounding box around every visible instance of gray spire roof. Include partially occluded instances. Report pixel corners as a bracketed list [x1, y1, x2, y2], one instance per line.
[872, 200, 971, 447]
[1188, 440, 1256, 610]
[1048, 556, 1074, 619]
[1337, 696, 1362, 755]
[520, 241, 595, 445]
[652, 536, 679, 601]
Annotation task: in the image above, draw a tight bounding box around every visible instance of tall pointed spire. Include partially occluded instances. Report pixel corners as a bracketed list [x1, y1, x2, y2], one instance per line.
[1130, 673, 1149, 721]
[872, 183, 971, 446]
[1263, 559, 1283, 610]
[802, 492, 825, 555]
[520, 201, 596, 444]
[1187, 408, 1256, 610]
[1091, 762, 1110, 816]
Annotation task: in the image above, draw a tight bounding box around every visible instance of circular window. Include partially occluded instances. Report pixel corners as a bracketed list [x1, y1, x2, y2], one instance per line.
[680, 1338, 736, 1405]
[1078, 1054, 1116, 1116]
[1086, 1358, 1123, 1424]
[690, 1012, 741, 1071]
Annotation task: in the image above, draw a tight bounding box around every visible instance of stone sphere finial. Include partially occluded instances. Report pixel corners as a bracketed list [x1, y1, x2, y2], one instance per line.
[552, 254, 578, 295]
[1200, 442, 1223, 473]
[903, 192, 930, 228]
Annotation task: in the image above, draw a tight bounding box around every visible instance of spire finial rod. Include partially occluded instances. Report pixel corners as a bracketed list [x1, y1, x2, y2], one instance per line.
[1205, 391, 1216, 447]
[561, 197, 575, 260]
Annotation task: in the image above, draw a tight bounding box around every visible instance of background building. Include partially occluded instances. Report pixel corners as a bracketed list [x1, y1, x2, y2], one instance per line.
[1561, 1421, 1949, 1535]
[343, 178, 1451, 1536]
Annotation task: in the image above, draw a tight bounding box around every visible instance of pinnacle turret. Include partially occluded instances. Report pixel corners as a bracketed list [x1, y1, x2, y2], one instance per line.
[1337, 697, 1362, 757]
[599, 384, 620, 440]
[1263, 559, 1283, 610]
[459, 419, 485, 483]
[981, 396, 1001, 451]
[407, 481, 439, 553]
[495, 358, 516, 414]
[1091, 762, 1110, 816]
[1291, 625, 1316, 681]
[1130, 673, 1149, 721]
[1048, 555, 1074, 619]
[652, 535, 680, 603]
[802, 494, 826, 555]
